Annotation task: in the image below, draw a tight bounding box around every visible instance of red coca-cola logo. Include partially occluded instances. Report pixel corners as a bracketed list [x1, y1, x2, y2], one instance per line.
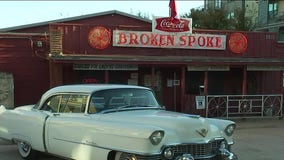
[155, 17, 190, 32]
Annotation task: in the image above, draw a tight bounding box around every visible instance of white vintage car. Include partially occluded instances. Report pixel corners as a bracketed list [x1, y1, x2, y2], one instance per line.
[0, 84, 237, 160]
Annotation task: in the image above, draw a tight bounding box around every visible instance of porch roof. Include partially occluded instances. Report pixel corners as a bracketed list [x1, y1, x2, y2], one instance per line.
[49, 54, 284, 66]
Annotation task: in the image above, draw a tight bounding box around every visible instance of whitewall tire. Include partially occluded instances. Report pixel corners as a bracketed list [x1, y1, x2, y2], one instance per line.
[17, 141, 38, 160]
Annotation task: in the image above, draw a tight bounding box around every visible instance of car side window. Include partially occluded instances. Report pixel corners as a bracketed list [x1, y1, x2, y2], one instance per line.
[41, 95, 62, 112]
[59, 94, 88, 113]
[89, 97, 105, 113]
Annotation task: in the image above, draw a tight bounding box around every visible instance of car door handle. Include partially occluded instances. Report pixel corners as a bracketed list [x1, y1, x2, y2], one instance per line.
[53, 113, 60, 116]
[85, 140, 97, 146]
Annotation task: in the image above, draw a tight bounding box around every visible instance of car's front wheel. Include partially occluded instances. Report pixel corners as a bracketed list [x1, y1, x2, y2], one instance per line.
[115, 152, 137, 160]
[17, 141, 38, 160]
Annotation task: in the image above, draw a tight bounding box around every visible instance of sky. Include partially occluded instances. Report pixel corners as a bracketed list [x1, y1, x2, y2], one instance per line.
[0, 1, 203, 29]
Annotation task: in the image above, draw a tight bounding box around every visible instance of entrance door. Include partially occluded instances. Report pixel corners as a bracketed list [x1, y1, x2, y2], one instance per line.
[160, 68, 181, 112]
[140, 67, 181, 112]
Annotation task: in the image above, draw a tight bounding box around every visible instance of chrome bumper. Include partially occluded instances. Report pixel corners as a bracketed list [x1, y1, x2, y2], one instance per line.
[174, 149, 238, 160]
[218, 148, 238, 160]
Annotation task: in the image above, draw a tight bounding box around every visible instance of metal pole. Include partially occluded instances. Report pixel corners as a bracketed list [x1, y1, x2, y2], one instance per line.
[174, 72, 177, 111]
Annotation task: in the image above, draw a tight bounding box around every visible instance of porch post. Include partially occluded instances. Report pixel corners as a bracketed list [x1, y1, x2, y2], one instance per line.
[104, 70, 109, 83]
[204, 71, 208, 95]
[151, 66, 155, 89]
[180, 66, 186, 111]
[242, 67, 247, 95]
[49, 61, 63, 87]
[204, 71, 209, 117]
[280, 71, 283, 116]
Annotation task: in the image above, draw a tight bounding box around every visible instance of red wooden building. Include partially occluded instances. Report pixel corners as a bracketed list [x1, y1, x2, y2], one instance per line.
[1, 10, 283, 117]
[0, 33, 49, 107]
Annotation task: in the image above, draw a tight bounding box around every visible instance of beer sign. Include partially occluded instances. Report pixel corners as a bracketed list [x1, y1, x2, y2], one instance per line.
[152, 16, 192, 33]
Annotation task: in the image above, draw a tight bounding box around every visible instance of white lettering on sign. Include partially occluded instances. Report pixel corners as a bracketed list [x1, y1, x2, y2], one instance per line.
[113, 30, 226, 50]
[153, 17, 192, 33]
[73, 64, 138, 70]
[187, 66, 230, 71]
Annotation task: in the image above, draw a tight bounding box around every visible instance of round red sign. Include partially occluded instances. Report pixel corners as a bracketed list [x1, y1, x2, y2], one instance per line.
[229, 32, 248, 54]
[88, 26, 110, 50]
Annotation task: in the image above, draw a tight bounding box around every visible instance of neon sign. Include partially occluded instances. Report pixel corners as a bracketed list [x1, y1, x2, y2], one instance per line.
[82, 78, 100, 84]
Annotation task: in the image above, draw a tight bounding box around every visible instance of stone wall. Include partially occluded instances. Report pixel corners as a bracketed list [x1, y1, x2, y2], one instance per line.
[0, 72, 14, 108]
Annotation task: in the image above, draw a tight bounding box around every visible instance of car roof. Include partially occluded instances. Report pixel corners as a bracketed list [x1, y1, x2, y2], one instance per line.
[42, 84, 149, 97]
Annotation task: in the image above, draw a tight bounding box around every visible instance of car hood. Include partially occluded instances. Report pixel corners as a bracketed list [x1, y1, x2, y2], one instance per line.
[98, 109, 223, 142]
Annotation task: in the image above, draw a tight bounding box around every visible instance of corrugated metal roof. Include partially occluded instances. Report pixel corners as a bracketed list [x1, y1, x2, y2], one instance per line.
[0, 10, 151, 32]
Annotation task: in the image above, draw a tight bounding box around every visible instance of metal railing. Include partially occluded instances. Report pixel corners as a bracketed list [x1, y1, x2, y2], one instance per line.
[206, 94, 283, 118]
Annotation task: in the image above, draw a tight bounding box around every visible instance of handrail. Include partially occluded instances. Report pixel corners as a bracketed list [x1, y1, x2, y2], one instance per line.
[206, 94, 283, 119]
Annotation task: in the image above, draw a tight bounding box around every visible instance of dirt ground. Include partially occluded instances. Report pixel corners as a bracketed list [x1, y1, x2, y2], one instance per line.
[233, 118, 284, 160]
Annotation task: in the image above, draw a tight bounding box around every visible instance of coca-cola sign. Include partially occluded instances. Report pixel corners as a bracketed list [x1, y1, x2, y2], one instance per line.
[152, 16, 192, 33]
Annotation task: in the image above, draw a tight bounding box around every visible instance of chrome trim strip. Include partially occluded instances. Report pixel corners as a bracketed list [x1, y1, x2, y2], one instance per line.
[228, 141, 235, 145]
[0, 137, 13, 144]
[52, 136, 228, 157]
[52, 138, 161, 156]
[161, 137, 225, 146]
[42, 115, 49, 152]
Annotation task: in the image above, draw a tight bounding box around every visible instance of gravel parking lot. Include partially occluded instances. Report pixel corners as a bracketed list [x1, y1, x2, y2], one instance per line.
[1, 118, 283, 160]
[233, 118, 284, 160]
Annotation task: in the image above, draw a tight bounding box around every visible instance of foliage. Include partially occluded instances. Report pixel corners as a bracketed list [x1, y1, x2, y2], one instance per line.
[183, 8, 231, 30]
[232, 7, 256, 31]
[135, 10, 151, 20]
[182, 7, 256, 31]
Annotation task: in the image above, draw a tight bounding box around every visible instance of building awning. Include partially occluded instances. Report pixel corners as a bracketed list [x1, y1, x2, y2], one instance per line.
[49, 54, 284, 66]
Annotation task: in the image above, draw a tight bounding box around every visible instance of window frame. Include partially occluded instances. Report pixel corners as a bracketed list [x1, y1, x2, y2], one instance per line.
[40, 93, 90, 114]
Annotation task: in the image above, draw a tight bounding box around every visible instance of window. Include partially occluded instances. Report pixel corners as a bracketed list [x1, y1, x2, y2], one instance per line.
[208, 72, 225, 95]
[205, 0, 209, 9]
[185, 71, 204, 95]
[268, 0, 278, 18]
[42, 94, 88, 113]
[89, 88, 160, 113]
[60, 94, 88, 113]
[228, 12, 235, 19]
[215, 0, 222, 9]
[41, 95, 61, 112]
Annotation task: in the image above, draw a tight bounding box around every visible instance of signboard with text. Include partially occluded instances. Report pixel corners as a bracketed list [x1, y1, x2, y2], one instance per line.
[73, 64, 138, 70]
[152, 16, 192, 33]
[113, 30, 226, 50]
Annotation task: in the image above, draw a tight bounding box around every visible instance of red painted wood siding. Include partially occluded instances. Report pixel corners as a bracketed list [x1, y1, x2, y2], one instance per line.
[50, 23, 281, 60]
[0, 36, 49, 106]
[8, 12, 284, 60]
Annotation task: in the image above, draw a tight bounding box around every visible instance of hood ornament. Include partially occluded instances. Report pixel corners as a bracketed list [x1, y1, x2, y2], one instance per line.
[196, 128, 208, 137]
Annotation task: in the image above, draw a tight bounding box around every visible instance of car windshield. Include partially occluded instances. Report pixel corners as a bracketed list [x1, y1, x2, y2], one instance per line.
[89, 88, 161, 113]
